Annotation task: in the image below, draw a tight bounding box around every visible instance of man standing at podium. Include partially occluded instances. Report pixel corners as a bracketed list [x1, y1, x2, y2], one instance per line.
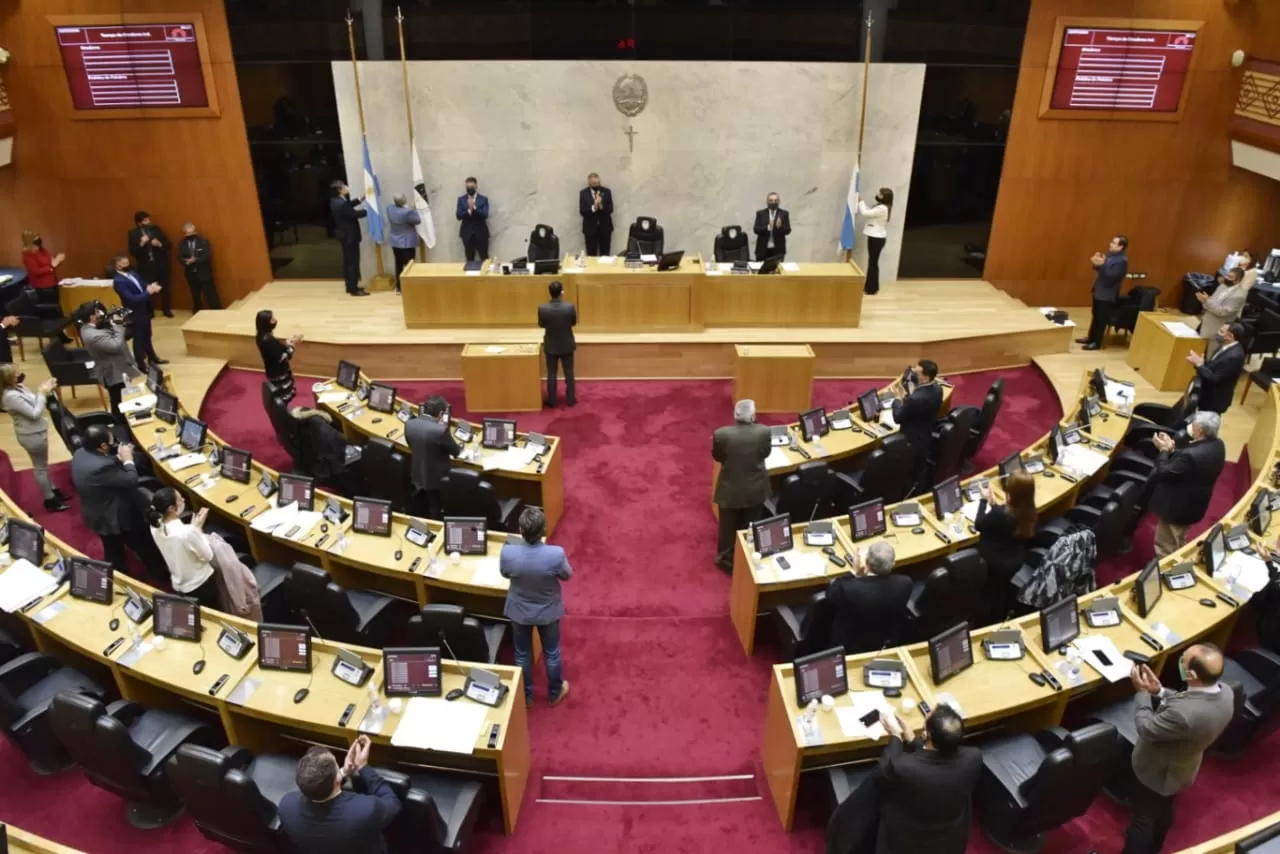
[538, 281, 577, 408]
[579, 172, 613, 257]
[456, 177, 490, 262]
[753, 192, 791, 261]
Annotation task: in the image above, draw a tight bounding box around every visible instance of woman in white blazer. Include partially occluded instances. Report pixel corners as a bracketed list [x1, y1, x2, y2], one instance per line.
[857, 187, 894, 295]
[0, 364, 68, 511]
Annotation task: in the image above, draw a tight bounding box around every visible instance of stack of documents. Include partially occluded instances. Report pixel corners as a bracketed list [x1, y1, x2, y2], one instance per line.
[0, 560, 59, 613]
[1057, 444, 1109, 478]
[391, 697, 488, 754]
[119, 393, 157, 415]
[1161, 320, 1200, 338]
[1104, 381, 1136, 407]
[167, 453, 208, 472]
[1215, 551, 1271, 596]
[316, 391, 349, 405]
[481, 445, 539, 472]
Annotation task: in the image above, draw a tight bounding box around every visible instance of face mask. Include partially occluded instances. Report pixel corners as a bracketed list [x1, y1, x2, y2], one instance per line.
[768, 202, 778, 211]
[1214, 331, 1225, 343]
[1178, 659, 1189, 682]
[16, 373, 25, 384]
[32, 238, 42, 248]
[1186, 424, 1195, 438]
[466, 187, 477, 196]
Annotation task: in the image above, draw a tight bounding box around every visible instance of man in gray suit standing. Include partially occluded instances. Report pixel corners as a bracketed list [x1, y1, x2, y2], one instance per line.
[538, 280, 577, 408]
[712, 399, 772, 572]
[500, 507, 571, 706]
[404, 395, 461, 520]
[70, 424, 165, 581]
[1124, 644, 1234, 854]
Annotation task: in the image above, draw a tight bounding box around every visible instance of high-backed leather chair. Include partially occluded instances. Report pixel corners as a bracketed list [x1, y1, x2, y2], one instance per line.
[1108, 285, 1160, 338]
[976, 722, 1118, 852]
[1067, 481, 1138, 557]
[388, 770, 487, 854]
[1213, 648, 1280, 756]
[844, 434, 916, 505]
[261, 381, 301, 467]
[907, 550, 988, 642]
[167, 745, 297, 853]
[1125, 391, 1199, 458]
[927, 409, 975, 487]
[50, 692, 218, 828]
[0, 653, 106, 773]
[286, 563, 403, 648]
[42, 339, 108, 410]
[440, 467, 523, 532]
[4, 289, 68, 356]
[0, 627, 21, 666]
[627, 217, 664, 256]
[361, 437, 415, 514]
[765, 460, 835, 521]
[962, 378, 1004, 472]
[713, 226, 750, 263]
[527, 224, 560, 263]
[771, 589, 838, 661]
[405, 604, 506, 665]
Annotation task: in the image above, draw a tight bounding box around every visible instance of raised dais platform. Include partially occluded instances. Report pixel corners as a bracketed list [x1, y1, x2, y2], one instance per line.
[182, 280, 1072, 380]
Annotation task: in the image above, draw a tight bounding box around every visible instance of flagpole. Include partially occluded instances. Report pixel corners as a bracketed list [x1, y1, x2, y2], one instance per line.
[395, 7, 425, 263]
[846, 12, 873, 264]
[347, 10, 391, 287]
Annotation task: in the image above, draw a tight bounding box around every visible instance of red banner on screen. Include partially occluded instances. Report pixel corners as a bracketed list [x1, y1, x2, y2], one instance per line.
[1051, 27, 1196, 112]
[55, 24, 208, 110]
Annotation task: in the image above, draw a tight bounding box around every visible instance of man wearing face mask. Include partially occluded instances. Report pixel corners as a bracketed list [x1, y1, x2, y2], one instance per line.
[1185, 321, 1246, 415]
[578, 172, 613, 257]
[752, 192, 791, 262]
[456, 177, 490, 263]
[891, 359, 943, 493]
[78, 300, 141, 419]
[111, 254, 166, 373]
[330, 181, 370, 297]
[127, 211, 173, 317]
[1149, 411, 1225, 557]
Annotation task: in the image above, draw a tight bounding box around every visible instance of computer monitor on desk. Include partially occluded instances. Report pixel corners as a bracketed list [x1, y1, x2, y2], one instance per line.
[352, 497, 393, 536]
[153, 593, 201, 642]
[279, 473, 315, 512]
[368, 383, 397, 414]
[179, 416, 207, 452]
[258, 624, 312, 672]
[1040, 595, 1080, 653]
[999, 452, 1023, 482]
[793, 646, 848, 707]
[336, 360, 360, 391]
[221, 447, 253, 484]
[857, 390, 880, 423]
[929, 622, 974, 685]
[657, 250, 684, 271]
[1135, 560, 1163, 617]
[383, 647, 442, 697]
[798, 407, 829, 442]
[68, 557, 113, 604]
[8, 519, 44, 565]
[848, 499, 886, 542]
[444, 517, 487, 556]
[751, 513, 793, 557]
[482, 419, 517, 450]
[932, 476, 963, 518]
[154, 390, 179, 425]
[1202, 525, 1226, 576]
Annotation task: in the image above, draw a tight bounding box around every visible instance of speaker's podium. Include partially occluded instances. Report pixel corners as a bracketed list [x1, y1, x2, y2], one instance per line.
[1126, 312, 1206, 392]
[461, 343, 543, 412]
[733, 344, 815, 413]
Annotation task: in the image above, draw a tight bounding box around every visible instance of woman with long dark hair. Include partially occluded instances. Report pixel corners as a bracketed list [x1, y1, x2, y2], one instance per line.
[975, 470, 1037, 622]
[146, 487, 221, 609]
[858, 187, 894, 295]
[255, 309, 302, 404]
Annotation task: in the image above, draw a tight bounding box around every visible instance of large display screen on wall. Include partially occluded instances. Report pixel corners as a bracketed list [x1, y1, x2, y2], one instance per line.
[55, 23, 208, 110]
[1049, 26, 1196, 112]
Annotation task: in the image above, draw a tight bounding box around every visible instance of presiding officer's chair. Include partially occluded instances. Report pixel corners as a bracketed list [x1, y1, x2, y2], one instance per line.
[440, 467, 523, 532]
[627, 217, 664, 256]
[527, 224, 560, 263]
[50, 692, 220, 829]
[0, 652, 107, 774]
[713, 225, 750, 263]
[167, 744, 298, 853]
[405, 604, 507, 665]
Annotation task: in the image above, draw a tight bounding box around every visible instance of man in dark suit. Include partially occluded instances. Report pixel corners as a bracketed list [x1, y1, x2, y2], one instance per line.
[1079, 234, 1129, 351]
[753, 192, 791, 261]
[891, 359, 943, 492]
[579, 172, 613, 257]
[127, 210, 172, 317]
[69, 424, 165, 581]
[712, 399, 771, 572]
[1187, 321, 1245, 414]
[826, 541, 912, 653]
[876, 704, 983, 854]
[111, 254, 165, 372]
[538, 280, 577, 408]
[330, 181, 369, 297]
[1149, 410, 1226, 557]
[278, 737, 401, 854]
[404, 394, 461, 520]
[455, 176, 490, 262]
[178, 222, 221, 311]
[1123, 646, 1234, 854]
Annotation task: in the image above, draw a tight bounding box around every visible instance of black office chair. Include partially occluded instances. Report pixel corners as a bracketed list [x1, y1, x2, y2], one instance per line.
[1068, 480, 1139, 557]
[167, 745, 297, 853]
[1212, 649, 1280, 756]
[42, 339, 109, 410]
[0, 653, 107, 774]
[250, 561, 293, 624]
[361, 766, 485, 854]
[906, 550, 987, 643]
[627, 217, 664, 256]
[405, 604, 507, 665]
[976, 722, 1118, 852]
[0, 627, 21, 666]
[713, 226, 750, 263]
[1241, 356, 1280, 405]
[50, 692, 219, 828]
[764, 460, 835, 521]
[440, 467, 523, 532]
[962, 379, 1004, 473]
[1245, 308, 1280, 361]
[928, 408, 976, 487]
[1107, 286, 1161, 338]
[842, 434, 916, 505]
[261, 381, 302, 467]
[526, 224, 560, 263]
[4, 289, 68, 359]
[286, 563, 404, 648]
[361, 437, 415, 514]
[771, 590, 838, 661]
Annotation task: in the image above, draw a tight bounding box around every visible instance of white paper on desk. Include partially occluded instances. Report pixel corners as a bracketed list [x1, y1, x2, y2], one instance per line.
[118, 394, 157, 414]
[1216, 552, 1270, 594]
[1162, 321, 1201, 338]
[716, 262, 732, 272]
[960, 500, 982, 523]
[747, 261, 764, 271]
[251, 503, 297, 533]
[0, 560, 58, 613]
[597, 256, 617, 265]
[773, 552, 826, 579]
[765, 447, 792, 470]
[391, 697, 488, 754]
[1104, 381, 1135, 406]
[316, 391, 349, 405]
[285, 511, 324, 541]
[640, 253, 658, 263]
[705, 269, 724, 276]
[484, 346, 505, 354]
[880, 410, 898, 430]
[167, 453, 207, 472]
[481, 446, 538, 472]
[1058, 445, 1109, 478]
[470, 557, 505, 588]
[834, 691, 895, 739]
[781, 262, 800, 272]
[1072, 635, 1130, 683]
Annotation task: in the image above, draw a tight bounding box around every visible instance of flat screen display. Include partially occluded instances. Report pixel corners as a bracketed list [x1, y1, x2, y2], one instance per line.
[444, 517, 487, 556]
[220, 446, 252, 484]
[794, 646, 848, 707]
[368, 383, 397, 414]
[8, 520, 44, 565]
[929, 622, 974, 684]
[798, 407, 828, 441]
[848, 499, 886, 542]
[147, 364, 165, 392]
[154, 389, 179, 424]
[932, 476, 964, 517]
[1050, 26, 1196, 112]
[352, 497, 392, 536]
[383, 647, 442, 697]
[1202, 525, 1226, 575]
[69, 557, 113, 604]
[54, 23, 208, 110]
[279, 474, 315, 512]
[179, 416, 207, 451]
[1040, 595, 1080, 652]
[857, 390, 880, 422]
[153, 593, 200, 641]
[336, 360, 360, 390]
[999, 452, 1024, 482]
[750, 513, 793, 557]
[482, 418, 517, 450]
[1048, 424, 1065, 464]
[257, 623, 311, 672]
[1136, 560, 1163, 617]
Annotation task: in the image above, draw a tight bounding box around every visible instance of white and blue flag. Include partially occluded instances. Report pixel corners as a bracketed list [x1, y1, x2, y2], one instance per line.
[362, 138, 385, 244]
[839, 162, 860, 251]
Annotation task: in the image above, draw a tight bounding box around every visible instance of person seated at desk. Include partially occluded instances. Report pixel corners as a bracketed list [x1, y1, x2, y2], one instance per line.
[1186, 321, 1245, 416]
[826, 542, 911, 654]
[145, 488, 221, 609]
[289, 405, 355, 487]
[404, 394, 462, 520]
[279, 737, 401, 854]
[974, 471, 1036, 623]
[891, 359, 943, 492]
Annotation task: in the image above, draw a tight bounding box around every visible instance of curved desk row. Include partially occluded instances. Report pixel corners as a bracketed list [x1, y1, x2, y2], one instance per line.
[1178, 809, 1280, 853]
[313, 371, 565, 535]
[759, 382, 1279, 831]
[0, 489, 532, 834]
[0, 824, 82, 854]
[731, 371, 1118, 654]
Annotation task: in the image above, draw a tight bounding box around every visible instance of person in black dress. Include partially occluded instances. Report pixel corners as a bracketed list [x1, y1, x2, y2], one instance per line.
[975, 469, 1036, 622]
[256, 310, 302, 405]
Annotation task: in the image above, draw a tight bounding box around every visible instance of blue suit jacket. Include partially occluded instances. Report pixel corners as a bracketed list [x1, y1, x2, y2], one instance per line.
[278, 767, 401, 854]
[499, 541, 572, 624]
[386, 204, 421, 249]
[456, 193, 490, 237]
[112, 270, 149, 310]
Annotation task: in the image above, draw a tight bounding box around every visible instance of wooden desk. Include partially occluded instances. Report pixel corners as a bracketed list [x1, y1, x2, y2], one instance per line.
[2, 825, 84, 854]
[733, 345, 814, 413]
[1176, 810, 1280, 853]
[56, 280, 119, 317]
[1127, 312, 1205, 392]
[461, 343, 543, 413]
[699, 262, 864, 327]
[572, 256, 704, 332]
[316, 373, 565, 535]
[399, 261, 566, 329]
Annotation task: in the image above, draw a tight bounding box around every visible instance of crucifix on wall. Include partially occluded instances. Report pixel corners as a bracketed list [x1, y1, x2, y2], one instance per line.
[624, 124, 639, 153]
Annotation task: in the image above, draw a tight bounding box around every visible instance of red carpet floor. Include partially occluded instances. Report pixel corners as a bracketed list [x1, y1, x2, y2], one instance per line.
[1, 366, 1273, 854]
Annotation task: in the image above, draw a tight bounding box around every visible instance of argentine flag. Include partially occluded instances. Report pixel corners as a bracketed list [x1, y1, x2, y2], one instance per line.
[411, 145, 437, 249]
[840, 162, 860, 251]
[361, 138, 385, 244]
